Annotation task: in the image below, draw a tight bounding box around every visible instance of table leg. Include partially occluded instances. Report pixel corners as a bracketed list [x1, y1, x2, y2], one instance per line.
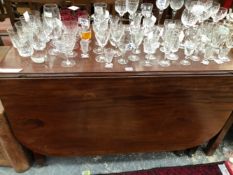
[205, 111, 233, 156]
[0, 100, 31, 172]
[33, 153, 47, 167]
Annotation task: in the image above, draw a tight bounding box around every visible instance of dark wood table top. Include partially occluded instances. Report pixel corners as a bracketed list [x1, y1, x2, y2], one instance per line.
[1, 44, 233, 78]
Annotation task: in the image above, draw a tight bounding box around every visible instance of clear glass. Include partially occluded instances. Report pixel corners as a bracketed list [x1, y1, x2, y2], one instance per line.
[218, 46, 230, 63]
[60, 33, 77, 67]
[104, 48, 115, 68]
[180, 40, 195, 66]
[95, 26, 111, 63]
[181, 9, 198, 28]
[14, 33, 34, 58]
[209, 2, 220, 18]
[43, 3, 62, 55]
[80, 40, 90, 58]
[143, 37, 156, 67]
[185, 0, 197, 11]
[156, 0, 170, 24]
[7, 28, 19, 48]
[118, 43, 128, 64]
[128, 27, 143, 62]
[110, 23, 125, 57]
[141, 3, 153, 17]
[211, 7, 228, 23]
[201, 46, 214, 65]
[94, 2, 107, 17]
[127, 0, 139, 17]
[115, 0, 127, 18]
[170, 0, 184, 19]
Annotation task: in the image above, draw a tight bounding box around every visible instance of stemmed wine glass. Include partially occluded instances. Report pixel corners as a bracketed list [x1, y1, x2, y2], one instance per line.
[94, 21, 111, 63]
[211, 7, 228, 23]
[170, 0, 184, 19]
[128, 27, 144, 62]
[115, 0, 127, 21]
[94, 2, 107, 17]
[181, 9, 198, 28]
[117, 31, 130, 65]
[156, 0, 170, 24]
[62, 20, 79, 57]
[43, 4, 62, 55]
[180, 40, 195, 66]
[127, 0, 139, 19]
[110, 23, 125, 57]
[60, 33, 77, 67]
[141, 3, 153, 17]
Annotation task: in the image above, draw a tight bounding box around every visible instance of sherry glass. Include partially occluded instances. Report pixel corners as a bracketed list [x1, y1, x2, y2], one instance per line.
[117, 32, 130, 65]
[141, 3, 153, 17]
[94, 2, 107, 17]
[202, 46, 214, 65]
[80, 40, 90, 58]
[181, 9, 198, 28]
[60, 33, 77, 67]
[180, 40, 195, 66]
[156, 0, 170, 24]
[159, 41, 171, 67]
[63, 20, 79, 57]
[43, 4, 62, 55]
[104, 48, 115, 68]
[218, 46, 231, 63]
[115, 0, 127, 21]
[43, 4, 61, 33]
[185, 0, 197, 11]
[95, 25, 111, 63]
[211, 7, 228, 23]
[209, 2, 220, 19]
[128, 27, 144, 61]
[110, 23, 125, 57]
[118, 43, 128, 65]
[127, 0, 139, 19]
[170, 0, 184, 19]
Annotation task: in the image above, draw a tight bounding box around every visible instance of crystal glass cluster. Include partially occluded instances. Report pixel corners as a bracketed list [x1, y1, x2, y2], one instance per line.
[8, 1, 233, 69]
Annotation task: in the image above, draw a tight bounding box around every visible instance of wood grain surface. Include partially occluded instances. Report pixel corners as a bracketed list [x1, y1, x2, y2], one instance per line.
[0, 100, 30, 172]
[0, 45, 233, 156]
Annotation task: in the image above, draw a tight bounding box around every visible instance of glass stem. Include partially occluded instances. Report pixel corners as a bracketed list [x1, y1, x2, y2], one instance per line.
[158, 10, 163, 24]
[172, 10, 177, 20]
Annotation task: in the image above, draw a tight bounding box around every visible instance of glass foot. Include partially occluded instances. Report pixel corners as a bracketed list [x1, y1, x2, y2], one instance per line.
[81, 53, 89, 58]
[96, 55, 105, 63]
[61, 59, 76, 67]
[214, 59, 224, 64]
[201, 59, 209, 65]
[190, 55, 200, 61]
[167, 53, 178, 61]
[128, 55, 139, 62]
[114, 50, 121, 57]
[48, 49, 59, 56]
[159, 60, 171, 67]
[180, 59, 191, 66]
[160, 47, 165, 53]
[146, 54, 156, 60]
[142, 60, 153, 67]
[67, 51, 77, 57]
[219, 56, 230, 62]
[118, 58, 128, 65]
[133, 49, 141, 54]
[93, 47, 103, 54]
